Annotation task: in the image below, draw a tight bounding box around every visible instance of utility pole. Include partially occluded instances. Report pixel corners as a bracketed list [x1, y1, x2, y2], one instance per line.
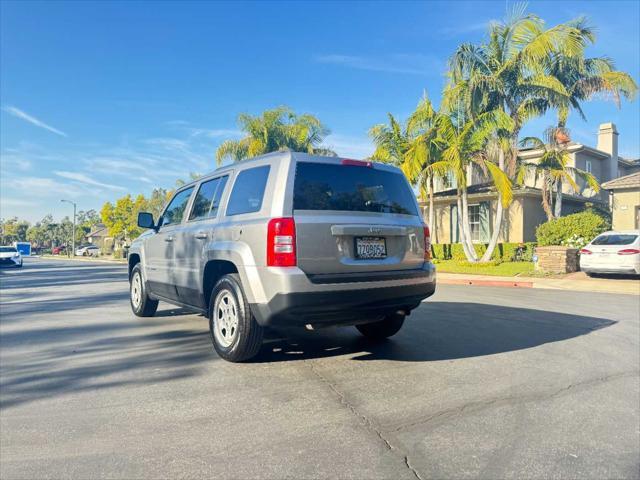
[61, 199, 77, 257]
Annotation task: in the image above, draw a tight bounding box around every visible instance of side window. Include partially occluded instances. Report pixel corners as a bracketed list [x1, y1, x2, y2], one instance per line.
[226, 166, 270, 216]
[161, 187, 194, 226]
[189, 176, 229, 221]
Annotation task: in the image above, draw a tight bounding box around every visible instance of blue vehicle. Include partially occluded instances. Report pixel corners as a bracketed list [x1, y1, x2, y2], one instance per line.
[13, 242, 31, 256]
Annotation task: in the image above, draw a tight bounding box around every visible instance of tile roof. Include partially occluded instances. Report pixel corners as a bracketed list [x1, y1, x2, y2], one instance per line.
[601, 172, 640, 190]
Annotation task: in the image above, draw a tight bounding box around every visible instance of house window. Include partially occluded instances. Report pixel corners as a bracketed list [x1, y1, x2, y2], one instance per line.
[450, 202, 490, 243]
[469, 204, 481, 242]
[585, 160, 592, 174]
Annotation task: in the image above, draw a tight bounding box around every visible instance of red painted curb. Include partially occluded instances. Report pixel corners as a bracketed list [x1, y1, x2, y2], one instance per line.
[440, 278, 534, 288]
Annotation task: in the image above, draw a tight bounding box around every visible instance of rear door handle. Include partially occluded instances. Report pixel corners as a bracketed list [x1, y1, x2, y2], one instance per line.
[194, 232, 208, 240]
[164, 236, 174, 242]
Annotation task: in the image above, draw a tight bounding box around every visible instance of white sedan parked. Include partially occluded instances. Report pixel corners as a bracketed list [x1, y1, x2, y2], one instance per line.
[580, 230, 640, 276]
[75, 245, 100, 257]
[0, 246, 22, 268]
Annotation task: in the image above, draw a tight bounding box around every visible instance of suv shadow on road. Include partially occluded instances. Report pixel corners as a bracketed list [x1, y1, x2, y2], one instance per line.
[254, 301, 616, 363]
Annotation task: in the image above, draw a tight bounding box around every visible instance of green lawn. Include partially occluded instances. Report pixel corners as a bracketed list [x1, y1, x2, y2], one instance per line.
[434, 260, 535, 277]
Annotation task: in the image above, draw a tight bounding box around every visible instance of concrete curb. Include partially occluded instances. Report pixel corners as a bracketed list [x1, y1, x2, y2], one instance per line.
[438, 272, 639, 295]
[440, 278, 534, 288]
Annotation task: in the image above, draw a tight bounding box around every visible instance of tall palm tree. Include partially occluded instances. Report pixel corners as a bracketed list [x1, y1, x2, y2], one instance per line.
[518, 127, 600, 221]
[443, 5, 603, 261]
[429, 110, 514, 262]
[369, 97, 443, 240]
[401, 96, 442, 241]
[550, 17, 638, 128]
[216, 106, 334, 164]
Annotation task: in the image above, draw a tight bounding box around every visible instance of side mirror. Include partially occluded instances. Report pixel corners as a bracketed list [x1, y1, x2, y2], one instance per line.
[137, 212, 156, 230]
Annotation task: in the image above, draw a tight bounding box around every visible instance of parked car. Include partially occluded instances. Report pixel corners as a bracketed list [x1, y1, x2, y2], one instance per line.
[75, 245, 100, 257]
[128, 151, 436, 362]
[52, 245, 67, 255]
[580, 230, 640, 276]
[0, 246, 23, 268]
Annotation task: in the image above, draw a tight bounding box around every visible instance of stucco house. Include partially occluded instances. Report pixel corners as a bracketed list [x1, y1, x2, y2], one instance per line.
[85, 223, 110, 248]
[424, 122, 640, 244]
[602, 172, 640, 230]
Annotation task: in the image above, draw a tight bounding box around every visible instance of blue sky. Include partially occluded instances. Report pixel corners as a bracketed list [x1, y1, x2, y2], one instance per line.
[1, 0, 639, 222]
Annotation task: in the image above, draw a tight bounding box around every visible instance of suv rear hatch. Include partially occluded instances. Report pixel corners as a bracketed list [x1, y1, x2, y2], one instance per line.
[292, 160, 426, 275]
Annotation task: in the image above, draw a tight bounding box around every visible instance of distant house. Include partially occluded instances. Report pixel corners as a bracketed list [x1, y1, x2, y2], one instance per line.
[85, 224, 110, 248]
[424, 122, 640, 244]
[602, 172, 640, 230]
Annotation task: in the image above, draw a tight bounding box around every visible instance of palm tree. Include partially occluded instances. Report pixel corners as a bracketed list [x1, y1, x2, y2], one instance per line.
[549, 17, 638, 128]
[215, 106, 334, 164]
[518, 127, 600, 221]
[369, 97, 443, 240]
[429, 110, 514, 262]
[444, 5, 603, 260]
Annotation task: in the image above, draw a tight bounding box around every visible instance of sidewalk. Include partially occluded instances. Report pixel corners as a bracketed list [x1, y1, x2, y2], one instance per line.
[38, 255, 126, 264]
[438, 271, 640, 295]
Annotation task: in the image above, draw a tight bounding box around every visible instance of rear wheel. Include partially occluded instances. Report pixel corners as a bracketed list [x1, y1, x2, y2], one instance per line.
[130, 264, 158, 317]
[209, 274, 263, 362]
[356, 314, 405, 340]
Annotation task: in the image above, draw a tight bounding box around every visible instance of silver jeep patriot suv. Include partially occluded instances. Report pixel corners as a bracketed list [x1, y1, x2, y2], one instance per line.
[128, 152, 436, 362]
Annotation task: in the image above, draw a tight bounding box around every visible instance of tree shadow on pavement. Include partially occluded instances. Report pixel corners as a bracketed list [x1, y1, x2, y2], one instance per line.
[254, 301, 616, 363]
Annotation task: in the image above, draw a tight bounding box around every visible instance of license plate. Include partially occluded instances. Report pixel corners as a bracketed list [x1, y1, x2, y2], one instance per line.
[355, 237, 387, 259]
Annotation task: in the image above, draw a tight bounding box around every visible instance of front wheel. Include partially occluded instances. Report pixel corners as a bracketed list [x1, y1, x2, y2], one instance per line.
[209, 274, 263, 362]
[356, 314, 405, 340]
[130, 264, 158, 317]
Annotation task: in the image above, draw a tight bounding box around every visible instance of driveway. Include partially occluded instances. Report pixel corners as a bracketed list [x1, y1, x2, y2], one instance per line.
[1, 258, 638, 479]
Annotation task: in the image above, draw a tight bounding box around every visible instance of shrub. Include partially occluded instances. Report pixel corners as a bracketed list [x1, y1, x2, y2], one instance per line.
[536, 210, 610, 247]
[431, 242, 536, 261]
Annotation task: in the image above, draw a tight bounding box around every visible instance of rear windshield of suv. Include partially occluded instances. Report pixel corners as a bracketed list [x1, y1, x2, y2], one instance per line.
[293, 162, 418, 215]
[0, 247, 17, 253]
[591, 234, 638, 245]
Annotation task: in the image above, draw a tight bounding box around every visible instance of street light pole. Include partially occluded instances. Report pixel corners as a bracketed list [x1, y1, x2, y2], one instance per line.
[61, 200, 77, 257]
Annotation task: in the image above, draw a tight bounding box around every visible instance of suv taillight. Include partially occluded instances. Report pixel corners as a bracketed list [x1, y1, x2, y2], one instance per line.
[267, 217, 296, 267]
[580, 248, 592, 255]
[423, 225, 431, 261]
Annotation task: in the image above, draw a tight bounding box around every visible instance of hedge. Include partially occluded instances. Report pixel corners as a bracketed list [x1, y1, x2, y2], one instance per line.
[535, 209, 610, 247]
[431, 242, 536, 262]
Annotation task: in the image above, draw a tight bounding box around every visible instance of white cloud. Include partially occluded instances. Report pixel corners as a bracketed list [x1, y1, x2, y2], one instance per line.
[315, 53, 443, 76]
[322, 134, 374, 159]
[0, 153, 32, 172]
[10, 176, 86, 198]
[0, 198, 38, 208]
[54, 171, 125, 191]
[189, 128, 243, 139]
[2, 106, 68, 137]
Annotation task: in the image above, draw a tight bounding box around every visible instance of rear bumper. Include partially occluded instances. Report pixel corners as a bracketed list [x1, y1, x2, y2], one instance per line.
[580, 260, 640, 275]
[250, 265, 436, 327]
[581, 266, 640, 275]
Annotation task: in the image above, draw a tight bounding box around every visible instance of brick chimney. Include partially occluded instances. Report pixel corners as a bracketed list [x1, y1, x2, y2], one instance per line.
[597, 122, 619, 181]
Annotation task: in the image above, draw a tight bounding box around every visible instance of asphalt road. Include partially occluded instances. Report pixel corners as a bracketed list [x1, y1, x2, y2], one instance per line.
[1, 258, 638, 479]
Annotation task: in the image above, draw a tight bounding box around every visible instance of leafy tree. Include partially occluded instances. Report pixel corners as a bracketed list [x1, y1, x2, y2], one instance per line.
[0, 217, 30, 244]
[146, 188, 171, 220]
[101, 194, 145, 241]
[216, 106, 334, 164]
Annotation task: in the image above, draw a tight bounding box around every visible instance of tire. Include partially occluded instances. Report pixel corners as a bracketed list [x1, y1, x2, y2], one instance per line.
[356, 314, 405, 340]
[130, 263, 158, 317]
[209, 273, 263, 362]
[17, 262, 23, 269]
